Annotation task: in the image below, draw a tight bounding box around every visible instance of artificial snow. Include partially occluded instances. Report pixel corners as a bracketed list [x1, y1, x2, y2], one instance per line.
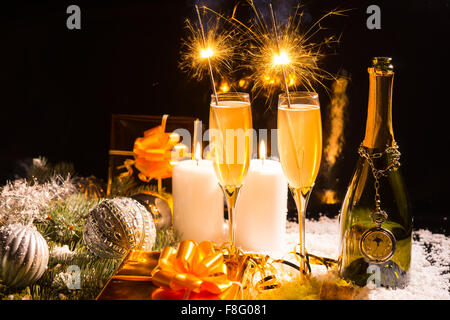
[280, 216, 450, 300]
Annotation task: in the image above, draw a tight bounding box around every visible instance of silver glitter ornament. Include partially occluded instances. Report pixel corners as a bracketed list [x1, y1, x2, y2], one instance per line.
[83, 197, 156, 259]
[0, 224, 49, 288]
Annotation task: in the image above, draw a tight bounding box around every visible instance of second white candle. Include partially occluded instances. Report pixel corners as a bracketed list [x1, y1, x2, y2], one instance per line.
[234, 158, 288, 253]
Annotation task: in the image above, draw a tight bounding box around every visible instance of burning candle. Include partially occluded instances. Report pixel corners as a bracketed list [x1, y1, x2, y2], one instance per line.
[172, 143, 225, 243]
[234, 140, 288, 253]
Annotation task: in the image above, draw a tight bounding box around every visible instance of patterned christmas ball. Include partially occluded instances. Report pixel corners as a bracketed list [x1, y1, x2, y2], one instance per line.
[0, 224, 49, 288]
[83, 197, 156, 259]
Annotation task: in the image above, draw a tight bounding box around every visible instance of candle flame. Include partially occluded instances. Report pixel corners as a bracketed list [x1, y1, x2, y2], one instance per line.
[259, 140, 266, 161]
[195, 142, 202, 161]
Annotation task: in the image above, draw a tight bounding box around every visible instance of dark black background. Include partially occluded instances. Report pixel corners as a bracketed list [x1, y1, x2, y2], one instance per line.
[1, 0, 449, 231]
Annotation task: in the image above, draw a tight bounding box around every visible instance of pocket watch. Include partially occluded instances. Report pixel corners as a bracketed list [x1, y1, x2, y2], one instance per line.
[360, 226, 396, 263]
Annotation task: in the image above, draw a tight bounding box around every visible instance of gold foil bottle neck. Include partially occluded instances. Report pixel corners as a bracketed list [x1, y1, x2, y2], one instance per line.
[362, 57, 395, 149]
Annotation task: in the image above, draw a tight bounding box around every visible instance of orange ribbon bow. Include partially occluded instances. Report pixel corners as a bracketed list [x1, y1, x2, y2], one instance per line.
[118, 115, 182, 186]
[151, 240, 236, 300]
[133, 114, 180, 182]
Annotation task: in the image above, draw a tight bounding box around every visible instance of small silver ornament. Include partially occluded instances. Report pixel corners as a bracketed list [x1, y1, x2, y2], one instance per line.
[0, 224, 49, 288]
[83, 197, 156, 259]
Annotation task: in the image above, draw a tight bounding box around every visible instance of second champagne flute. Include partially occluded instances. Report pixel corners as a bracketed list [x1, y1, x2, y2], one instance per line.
[278, 91, 322, 274]
[209, 92, 253, 250]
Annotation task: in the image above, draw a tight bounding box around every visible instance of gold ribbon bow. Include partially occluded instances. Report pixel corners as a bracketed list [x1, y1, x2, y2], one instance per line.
[151, 240, 235, 299]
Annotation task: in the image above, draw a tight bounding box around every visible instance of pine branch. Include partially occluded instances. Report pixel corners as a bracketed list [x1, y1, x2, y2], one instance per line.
[37, 194, 102, 244]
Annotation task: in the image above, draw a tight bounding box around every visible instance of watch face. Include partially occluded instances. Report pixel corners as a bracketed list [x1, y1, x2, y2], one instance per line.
[360, 227, 396, 263]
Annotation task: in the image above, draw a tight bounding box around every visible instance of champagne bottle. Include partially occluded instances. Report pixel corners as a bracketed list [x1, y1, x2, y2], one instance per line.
[338, 57, 412, 288]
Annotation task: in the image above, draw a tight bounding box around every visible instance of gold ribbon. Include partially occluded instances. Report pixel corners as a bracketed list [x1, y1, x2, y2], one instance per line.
[235, 246, 338, 298]
[151, 240, 235, 299]
[287, 250, 338, 275]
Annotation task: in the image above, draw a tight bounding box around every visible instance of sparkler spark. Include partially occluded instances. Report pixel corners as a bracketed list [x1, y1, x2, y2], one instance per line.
[219, 81, 230, 92]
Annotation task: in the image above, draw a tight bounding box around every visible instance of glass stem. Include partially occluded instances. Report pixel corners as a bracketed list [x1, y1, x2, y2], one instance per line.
[221, 185, 242, 248]
[289, 185, 313, 275]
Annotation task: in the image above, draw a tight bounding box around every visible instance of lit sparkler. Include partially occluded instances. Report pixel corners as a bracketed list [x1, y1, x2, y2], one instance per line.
[195, 5, 218, 104]
[269, 2, 291, 107]
[225, 1, 347, 97]
[179, 5, 237, 103]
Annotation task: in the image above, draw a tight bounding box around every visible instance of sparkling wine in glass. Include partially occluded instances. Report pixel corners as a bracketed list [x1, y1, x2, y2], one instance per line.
[209, 92, 252, 249]
[277, 91, 322, 274]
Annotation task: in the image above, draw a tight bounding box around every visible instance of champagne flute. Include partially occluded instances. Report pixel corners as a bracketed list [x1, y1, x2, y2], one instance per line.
[277, 92, 322, 274]
[209, 92, 252, 250]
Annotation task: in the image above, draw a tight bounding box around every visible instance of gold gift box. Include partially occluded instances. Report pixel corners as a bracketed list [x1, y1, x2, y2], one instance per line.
[96, 250, 160, 300]
[107, 114, 199, 195]
[96, 249, 247, 300]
